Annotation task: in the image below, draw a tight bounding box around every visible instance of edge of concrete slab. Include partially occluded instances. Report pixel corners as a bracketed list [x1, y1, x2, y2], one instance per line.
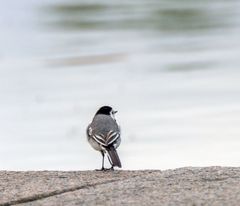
[1, 167, 240, 206]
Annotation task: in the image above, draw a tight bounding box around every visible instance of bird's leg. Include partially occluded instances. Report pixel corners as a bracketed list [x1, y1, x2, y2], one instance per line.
[106, 155, 114, 171]
[96, 151, 105, 171]
[109, 165, 114, 171]
[101, 151, 105, 170]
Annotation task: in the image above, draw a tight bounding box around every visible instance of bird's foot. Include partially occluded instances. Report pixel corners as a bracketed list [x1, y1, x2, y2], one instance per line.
[95, 167, 106, 171]
[95, 166, 114, 171]
[105, 166, 114, 171]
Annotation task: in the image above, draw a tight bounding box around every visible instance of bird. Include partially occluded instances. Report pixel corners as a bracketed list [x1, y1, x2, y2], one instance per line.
[86, 106, 121, 171]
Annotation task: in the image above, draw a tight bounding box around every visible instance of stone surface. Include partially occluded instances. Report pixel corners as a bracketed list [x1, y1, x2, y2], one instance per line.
[0, 167, 240, 206]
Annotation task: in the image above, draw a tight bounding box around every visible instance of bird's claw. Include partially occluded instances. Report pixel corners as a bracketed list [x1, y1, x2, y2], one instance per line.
[95, 167, 105, 171]
[95, 166, 114, 171]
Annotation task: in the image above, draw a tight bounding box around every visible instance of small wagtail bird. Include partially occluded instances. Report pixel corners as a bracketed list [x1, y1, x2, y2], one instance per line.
[87, 106, 121, 170]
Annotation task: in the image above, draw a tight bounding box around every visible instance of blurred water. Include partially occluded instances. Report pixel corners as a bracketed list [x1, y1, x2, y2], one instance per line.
[0, 0, 240, 170]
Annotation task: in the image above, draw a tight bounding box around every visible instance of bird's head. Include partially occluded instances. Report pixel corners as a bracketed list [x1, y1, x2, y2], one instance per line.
[95, 106, 118, 117]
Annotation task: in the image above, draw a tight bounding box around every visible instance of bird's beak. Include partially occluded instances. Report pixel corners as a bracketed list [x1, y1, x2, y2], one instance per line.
[113, 110, 118, 114]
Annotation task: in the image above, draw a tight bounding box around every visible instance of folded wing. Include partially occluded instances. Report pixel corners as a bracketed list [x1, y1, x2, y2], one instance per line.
[90, 129, 120, 147]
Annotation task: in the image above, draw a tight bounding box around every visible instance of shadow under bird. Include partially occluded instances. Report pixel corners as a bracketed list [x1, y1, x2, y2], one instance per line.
[87, 106, 122, 170]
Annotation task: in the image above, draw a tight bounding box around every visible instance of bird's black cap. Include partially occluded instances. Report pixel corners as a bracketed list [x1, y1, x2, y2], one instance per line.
[95, 106, 113, 115]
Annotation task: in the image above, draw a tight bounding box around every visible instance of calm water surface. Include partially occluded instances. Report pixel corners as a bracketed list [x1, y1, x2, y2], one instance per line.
[0, 0, 240, 170]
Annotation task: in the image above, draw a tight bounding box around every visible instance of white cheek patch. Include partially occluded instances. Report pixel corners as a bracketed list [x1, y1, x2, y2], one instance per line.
[110, 112, 116, 120]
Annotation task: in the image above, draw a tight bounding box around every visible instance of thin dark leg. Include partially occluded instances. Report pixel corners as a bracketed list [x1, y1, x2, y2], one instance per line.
[107, 155, 114, 171]
[101, 151, 105, 170]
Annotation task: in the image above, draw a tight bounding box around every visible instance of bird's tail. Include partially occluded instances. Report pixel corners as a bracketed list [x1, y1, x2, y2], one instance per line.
[106, 147, 122, 168]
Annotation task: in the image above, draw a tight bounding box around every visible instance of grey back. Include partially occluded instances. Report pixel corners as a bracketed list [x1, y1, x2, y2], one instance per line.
[90, 114, 120, 136]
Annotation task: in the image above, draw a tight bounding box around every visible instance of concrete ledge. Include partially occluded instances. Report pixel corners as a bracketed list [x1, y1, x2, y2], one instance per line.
[0, 167, 240, 205]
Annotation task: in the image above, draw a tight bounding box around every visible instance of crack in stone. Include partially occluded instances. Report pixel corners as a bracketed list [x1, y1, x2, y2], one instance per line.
[0, 179, 121, 206]
[201, 177, 228, 182]
[201, 176, 240, 182]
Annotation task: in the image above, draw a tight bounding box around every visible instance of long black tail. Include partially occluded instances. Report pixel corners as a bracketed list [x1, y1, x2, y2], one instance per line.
[106, 147, 122, 168]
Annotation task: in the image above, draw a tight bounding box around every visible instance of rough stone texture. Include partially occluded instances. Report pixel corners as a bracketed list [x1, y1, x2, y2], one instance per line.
[0, 167, 240, 206]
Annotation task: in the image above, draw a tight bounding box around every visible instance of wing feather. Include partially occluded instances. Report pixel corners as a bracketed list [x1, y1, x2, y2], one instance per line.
[106, 131, 120, 145]
[92, 134, 107, 146]
[91, 130, 120, 147]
